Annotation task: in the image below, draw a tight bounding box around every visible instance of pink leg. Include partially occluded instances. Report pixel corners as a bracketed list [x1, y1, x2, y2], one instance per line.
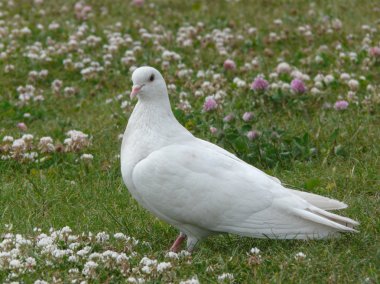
[169, 233, 186, 252]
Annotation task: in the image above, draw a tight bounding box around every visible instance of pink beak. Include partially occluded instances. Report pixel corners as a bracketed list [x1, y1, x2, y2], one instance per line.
[130, 85, 143, 99]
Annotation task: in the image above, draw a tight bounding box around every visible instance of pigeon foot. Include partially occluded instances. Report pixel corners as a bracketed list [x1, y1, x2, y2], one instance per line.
[169, 232, 186, 252]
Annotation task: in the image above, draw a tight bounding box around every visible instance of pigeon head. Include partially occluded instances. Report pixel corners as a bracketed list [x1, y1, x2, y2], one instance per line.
[130, 66, 167, 100]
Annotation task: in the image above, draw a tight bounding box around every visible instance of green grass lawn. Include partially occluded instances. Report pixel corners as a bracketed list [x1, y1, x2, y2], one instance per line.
[0, 0, 379, 282]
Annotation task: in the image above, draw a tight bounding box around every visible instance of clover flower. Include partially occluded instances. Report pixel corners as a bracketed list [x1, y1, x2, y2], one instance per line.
[12, 139, 26, 158]
[209, 127, 218, 135]
[74, 1, 92, 20]
[165, 251, 179, 259]
[80, 153, 94, 162]
[294, 252, 306, 260]
[180, 277, 200, 284]
[247, 130, 260, 141]
[203, 96, 218, 112]
[276, 62, 291, 74]
[242, 112, 253, 122]
[17, 122, 27, 131]
[223, 113, 234, 122]
[64, 130, 90, 152]
[250, 247, 260, 254]
[157, 262, 172, 273]
[369, 47, 380, 58]
[251, 76, 269, 91]
[82, 260, 98, 278]
[290, 78, 307, 94]
[95, 232, 109, 243]
[334, 100, 349, 110]
[38, 137, 55, 153]
[218, 273, 234, 282]
[132, 0, 144, 7]
[348, 79, 359, 91]
[223, 59, 236, 70]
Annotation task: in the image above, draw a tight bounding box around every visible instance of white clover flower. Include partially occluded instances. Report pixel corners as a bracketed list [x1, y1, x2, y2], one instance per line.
[295, 252, 307, 260]
[179, 250, 191, 257]
[314, 74, 324, 83]
[165, 251, 179, 259]
[270, 82, 279, 90]
[102, 250, 119, 260]
[127, 277, 145, 283]
[77, 246, 91, 257]
[68, 242, 80, 250]
[121, 101, 129, 109]
[3, 136, 14, 142]
[141, 265, 151, 274]
[34, 280, 49, 284]
[95, 232, 109, 243]
[64, 87, 76, 96]
[116, 253, 129, 264]
[38, 137, 55, 153]
[281, 83, 290, 92]
[276, 62, 291, 74]
[233, 77, 247, 88]
[65, 130, 90, 152]
[315, 55, 323, 63]
[157, 262, 172, 273]
[179, 277, 200, 284]
[51, 248, 72, 258]
[114, 232, 127, 240]
[269, 72, 278, 80]
[82, 260, 98, 277]
[25, 257, 36, 269]
[196, 70, 205, 78]
[140, 256, 157, 267]
[217, 273, 234, 282]
[4, 64, 15, 73]
[80, 153, 94, 162]
[348, 79, 359, 91]
[9, 260, 22, 273]
[89, 252, 103, 261]
[314, 81, 323, 89]
[311, 87, 321, 95]
[60, 226, 72, 235]
[68, 268, 79, 274]
[48, 22, 60, 30]
[194, 90, 204, 97]
[250, 247, 260, 254]
[67, 235, 78, 242]
[339, 73, 351, 81]
[36, 236, 53, 248]
[68, 255, 78, 263]
[22, 134, 34, 142]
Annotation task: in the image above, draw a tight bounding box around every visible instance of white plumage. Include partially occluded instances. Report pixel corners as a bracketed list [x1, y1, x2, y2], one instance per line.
[121, 66, 358, 251]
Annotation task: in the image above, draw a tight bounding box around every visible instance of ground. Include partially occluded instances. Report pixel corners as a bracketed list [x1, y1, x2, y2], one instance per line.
[0, 0, 379, 283]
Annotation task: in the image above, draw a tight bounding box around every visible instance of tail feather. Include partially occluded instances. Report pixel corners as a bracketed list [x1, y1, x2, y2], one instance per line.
[289, 189, 348, 210]
[308, 206, 359, 228]
[292, 207, 358, 235]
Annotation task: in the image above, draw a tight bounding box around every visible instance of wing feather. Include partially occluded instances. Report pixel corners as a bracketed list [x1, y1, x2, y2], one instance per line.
[132, 140, 357, 239]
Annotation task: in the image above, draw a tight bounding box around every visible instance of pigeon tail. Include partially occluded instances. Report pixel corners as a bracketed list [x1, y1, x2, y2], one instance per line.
[288, 189, 348, 210]
[291, 206, 359, 238]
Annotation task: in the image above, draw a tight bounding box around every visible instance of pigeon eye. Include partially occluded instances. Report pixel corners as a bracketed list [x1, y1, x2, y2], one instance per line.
[149, 74, 155, 82]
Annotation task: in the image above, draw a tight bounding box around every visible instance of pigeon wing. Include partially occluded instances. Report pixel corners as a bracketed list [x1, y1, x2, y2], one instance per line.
[132, 141, 356, 239]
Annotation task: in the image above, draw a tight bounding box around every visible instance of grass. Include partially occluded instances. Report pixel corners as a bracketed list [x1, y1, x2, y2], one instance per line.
[0, 0, 379, 282]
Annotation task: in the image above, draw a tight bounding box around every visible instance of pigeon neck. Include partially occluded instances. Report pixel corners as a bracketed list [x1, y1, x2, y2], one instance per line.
[132, 96, 177, 126]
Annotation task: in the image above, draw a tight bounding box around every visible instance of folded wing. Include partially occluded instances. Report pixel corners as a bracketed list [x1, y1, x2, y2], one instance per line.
[132, 140, 358, 240]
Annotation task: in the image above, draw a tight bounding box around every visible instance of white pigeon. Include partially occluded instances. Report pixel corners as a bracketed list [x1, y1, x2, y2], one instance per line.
[121, 66, 358, 252]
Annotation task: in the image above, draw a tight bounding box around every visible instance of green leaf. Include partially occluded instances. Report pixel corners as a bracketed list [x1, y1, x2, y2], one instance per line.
[329, 128, 339, 143]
